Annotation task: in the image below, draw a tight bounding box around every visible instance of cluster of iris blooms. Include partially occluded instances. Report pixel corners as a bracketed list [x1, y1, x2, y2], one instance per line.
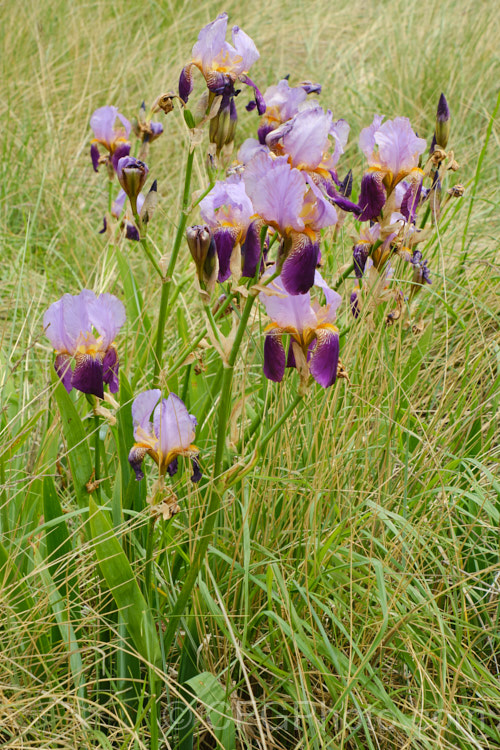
[43, 12, 461, 495]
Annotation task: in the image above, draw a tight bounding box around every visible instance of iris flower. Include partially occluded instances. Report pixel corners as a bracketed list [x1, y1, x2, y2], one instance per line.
[199, 176, 261, 281]
[259, 270, 341, 388]
[179, 13, 265, 114]
[128, 390, 201, 482]
[251, 78, 320, 144]
[44, 290, 125, 399]
[351, 116, 426, 221]
[243, 151, 337, 295]
[90, 106, 131, 173]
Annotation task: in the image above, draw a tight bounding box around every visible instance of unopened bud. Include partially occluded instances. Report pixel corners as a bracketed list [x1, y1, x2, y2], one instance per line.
[186, 225, 212, 271]
[435, 93, 450, 149]
[116, 156, 149, 215]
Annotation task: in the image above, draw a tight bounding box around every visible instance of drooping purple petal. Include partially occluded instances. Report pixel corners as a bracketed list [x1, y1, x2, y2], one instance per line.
[190, 456, 202, 483]
[111, 141, 131, 172]
[286, 340, 296, 368]
[244, 152, 306, 233]
[240, 75, 266, 114]
[102, 347, 120, 393]
[400, 177, 423, 222]
[241, 221, 261, 277]
[87, 293, 126, 350]
[153, 393, 197, 460]
[281, 235, 319, 295]
[353, 243, 370, 279]
[71, 353, 104, 399]
[90, 143, 100, 172]
[128, 445, 148, 480]
[263, 332, 286, 382]
[309, 328, 339, 388]
[167, 458, 178, 477]
[125, 222, 140, 241]
[214, 227, 237, 282]
[179, 64, 194, 103]
[55, 353, 73, 393]
[357, 172, 386, 221]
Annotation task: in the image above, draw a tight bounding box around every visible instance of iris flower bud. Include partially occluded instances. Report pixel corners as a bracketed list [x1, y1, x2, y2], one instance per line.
[116, 156, 149, 215]
[435, 93, 450, 149]
[187, 225, 218, 292]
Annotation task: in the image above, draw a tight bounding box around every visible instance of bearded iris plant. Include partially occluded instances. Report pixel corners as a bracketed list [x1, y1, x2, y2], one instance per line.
[128, 390, 201, 482]
[259, 270, 341, 388]
[44, 291, 126, 399]
[90, 105, 131, 174]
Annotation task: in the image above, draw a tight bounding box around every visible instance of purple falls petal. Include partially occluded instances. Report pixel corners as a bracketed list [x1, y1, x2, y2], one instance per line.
[286, 340, 296, 369]
[241, 221, 261, 278]
[401, 178, 423, 223]
[71, 353, 104, 399]
[280, 236, 319, 295]
[240, 75, 266, 115]
[111, 142, 131, 173]
[90, 143, 100, 172]
[190, 456, 202, 483]
[309, 329, 339, 388]
[128, 445, 148, 480]
[263, 332, 286, 382]
[55, 354, 73, 393]
[214, 227, 237, 282]
[179, 65, 194, 103]
[102, 346, 119, 393]
[357, 172, 386, 221]
[167, 458, 178, 477]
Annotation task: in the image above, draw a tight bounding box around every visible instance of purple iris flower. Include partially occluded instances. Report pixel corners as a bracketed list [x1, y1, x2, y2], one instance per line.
[128, 390, 200, 482]
[259, 270, 341, 388]
[251, 78, 312, 144]
[44, 290, 126, 399]
[90, 105, 131, 173]
[359, 115, 426, 188]
[178, 13, 265, 114]
[243, 151, 337, 295]
[199, 176, 261, 280]
[268, 105, 349, 176]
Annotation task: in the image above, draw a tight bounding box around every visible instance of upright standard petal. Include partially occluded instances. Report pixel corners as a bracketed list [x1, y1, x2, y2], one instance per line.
[374, 117, 426, 178]
[192, 13, 229, 71]
[132, 389, 161, 440]
[231, 26, 260, 74]
[153, 394, 197, 462]
[88, 293, 126, 349]
[244, 153, 306, 233]
[282, 106, 332, 170]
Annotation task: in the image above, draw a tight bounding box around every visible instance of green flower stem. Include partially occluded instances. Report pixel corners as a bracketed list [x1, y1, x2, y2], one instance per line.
[153, 147, 195, 386]
[334, 262, 355, 291]
[144, 514, 157, 604]
[163, 292, 257, 656]
[108, 180, 113, 214]
[132, 211, 163, 279]
[93, 413, 100, 498]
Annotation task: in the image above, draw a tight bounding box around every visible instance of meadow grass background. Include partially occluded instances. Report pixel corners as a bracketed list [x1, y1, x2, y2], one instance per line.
[1, 0, 499, 747]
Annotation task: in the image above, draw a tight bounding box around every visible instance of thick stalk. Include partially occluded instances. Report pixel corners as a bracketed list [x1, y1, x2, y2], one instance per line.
[153, 148, 195, 386]
[163, 293, 256, 655]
